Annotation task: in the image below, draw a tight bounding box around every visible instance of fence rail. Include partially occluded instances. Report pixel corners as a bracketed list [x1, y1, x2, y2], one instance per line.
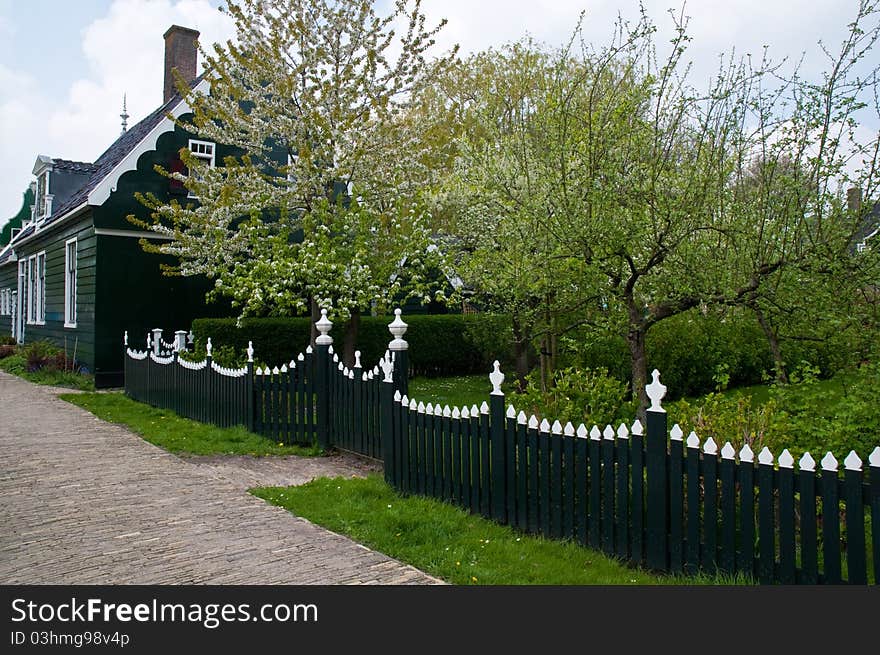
[123, 312, 879, 585]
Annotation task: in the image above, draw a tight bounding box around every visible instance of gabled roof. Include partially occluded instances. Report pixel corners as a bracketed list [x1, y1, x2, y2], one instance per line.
[0, 75, 207, 265]
[46, 74, 206, 225]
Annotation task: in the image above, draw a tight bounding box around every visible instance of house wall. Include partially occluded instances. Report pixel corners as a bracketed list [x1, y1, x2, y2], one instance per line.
[89, 118, 233, 386]
[0, 212, 97, 370]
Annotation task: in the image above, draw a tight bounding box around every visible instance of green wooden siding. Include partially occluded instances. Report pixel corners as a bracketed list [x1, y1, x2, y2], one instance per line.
[0, 212, 97, 371]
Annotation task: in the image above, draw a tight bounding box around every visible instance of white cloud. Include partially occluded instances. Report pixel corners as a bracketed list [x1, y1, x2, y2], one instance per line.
[2, 0, 876, 221]
[0, 0, 234, 220]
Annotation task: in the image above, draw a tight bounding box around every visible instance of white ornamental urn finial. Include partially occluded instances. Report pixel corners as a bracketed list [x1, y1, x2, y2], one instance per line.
[206, 337, 213, 357]
[124, 331, 128, 346]
[315, 309, 333, 345]
[246, 341, 254, 363]
[354, 350, 362, 368]
[645, 369, 666, 413]
[146, 333, 152, 349]
[489, 360, 504, 395]
[388, 308, 408, 351]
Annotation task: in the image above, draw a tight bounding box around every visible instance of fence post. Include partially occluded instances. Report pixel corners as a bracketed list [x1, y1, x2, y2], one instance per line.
[123, 331, 129, 395]
[645, 369, 668, 572]
[152, 328, 163, 355]
[174, 330, 188, 353]
[387, 308, 409, 397]
[246, 341, 255, 432]
[314, 309, 333, 451]
[489, 360, 506, 523]
[380, 355, 395, 485]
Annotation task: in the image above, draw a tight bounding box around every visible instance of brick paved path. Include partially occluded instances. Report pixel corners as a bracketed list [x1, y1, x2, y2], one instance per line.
[0, 373, 440, 584]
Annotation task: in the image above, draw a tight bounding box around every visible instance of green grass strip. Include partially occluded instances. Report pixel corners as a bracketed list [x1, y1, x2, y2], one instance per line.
[61, 392, 321, 457]
[252, 475, 749, 585]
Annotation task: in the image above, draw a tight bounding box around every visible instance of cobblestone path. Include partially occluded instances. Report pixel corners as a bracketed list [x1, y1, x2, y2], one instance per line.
[0, 373, 440, 584]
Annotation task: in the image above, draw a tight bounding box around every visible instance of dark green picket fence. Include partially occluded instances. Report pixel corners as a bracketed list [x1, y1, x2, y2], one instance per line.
[125, 334, 253, 430]
[382, 368, 880, 584]
[124, 313, 879, 584]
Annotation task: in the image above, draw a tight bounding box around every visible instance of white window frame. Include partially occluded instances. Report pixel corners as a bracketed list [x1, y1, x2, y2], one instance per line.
[187, 139, 215, 198]
[16, 261, 26, 343]
[64, 238, 77, 328]
[34, 170, 51, 221]
[26, 255, 36, 325]
[36, 251, 46, 324]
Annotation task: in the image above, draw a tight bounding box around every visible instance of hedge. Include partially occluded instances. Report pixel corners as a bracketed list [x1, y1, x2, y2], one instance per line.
[191, 313, 514, 377]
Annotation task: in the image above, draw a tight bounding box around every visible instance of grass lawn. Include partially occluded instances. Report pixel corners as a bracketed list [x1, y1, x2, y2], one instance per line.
[61, 392, 320, 457]
[408, 374, 506, 409]
[252, 474, 748, 585]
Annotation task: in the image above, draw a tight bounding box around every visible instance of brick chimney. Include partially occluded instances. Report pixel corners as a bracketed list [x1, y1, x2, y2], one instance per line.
[163, 25, 200, 104]
[847, 186, 863, 213]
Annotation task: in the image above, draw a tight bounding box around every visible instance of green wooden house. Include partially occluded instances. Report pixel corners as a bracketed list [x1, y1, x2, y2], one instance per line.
[0, 25, 231, 387]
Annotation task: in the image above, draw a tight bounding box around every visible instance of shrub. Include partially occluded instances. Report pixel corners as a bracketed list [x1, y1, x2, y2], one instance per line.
[512, 367, 635, 427]
[667, 394, 788, 455]
[0, 344, 16, 359]
[191, 313, 515, 377]
[571, 310, 774, 399]
[24, 341, 60, 372]
[0, 335, 16, 346]
[765, 359, 880, 460]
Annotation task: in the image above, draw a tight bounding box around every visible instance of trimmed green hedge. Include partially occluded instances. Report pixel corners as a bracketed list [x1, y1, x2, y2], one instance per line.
[571, 312, 772, 399]
[191, 313, 514, 377]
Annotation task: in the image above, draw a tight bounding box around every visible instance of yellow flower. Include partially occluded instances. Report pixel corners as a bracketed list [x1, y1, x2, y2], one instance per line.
[471, 576, 477, 583]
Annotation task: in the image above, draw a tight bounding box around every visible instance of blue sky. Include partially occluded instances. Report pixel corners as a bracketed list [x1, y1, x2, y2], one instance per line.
[1, 0, 878, 221]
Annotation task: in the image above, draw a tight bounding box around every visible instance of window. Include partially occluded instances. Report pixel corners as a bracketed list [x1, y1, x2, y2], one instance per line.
[65, 238, 77, 328]
[37, 252, 45, 324]
[26, 252, 46, 325]
[34, 171, 51, 220]
[26, 255, 36, 324]
[186, 140, 215, 198]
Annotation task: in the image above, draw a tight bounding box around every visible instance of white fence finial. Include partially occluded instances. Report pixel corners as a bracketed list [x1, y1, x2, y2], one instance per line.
[247, 341, 254, 363]
[316, 309, 333, 345]
[645, 369, 666, 413]
[354, 350, 362, 368]
[489, 360, 504, 395]
[381, 355, 394, 383]
[388, 308, 408, 351]
[206, 337, 213, 357]
[146, 333, 152, 349]
[124, 331, 128, 346]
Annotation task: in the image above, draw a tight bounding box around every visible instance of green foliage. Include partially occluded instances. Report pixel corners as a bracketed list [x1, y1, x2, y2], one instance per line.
[134, 0, 454, 323]
[513, 367, 635, 427]
[0, 335, 16, 346]
[765, 360, 880, 460]
[571, 310, 774, 399]
[191, 313, 514, 376]
[0, 343, 94, 391]
[668, 394, 788, 455]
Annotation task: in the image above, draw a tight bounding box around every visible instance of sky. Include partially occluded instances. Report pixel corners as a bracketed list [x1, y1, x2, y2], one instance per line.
[0, 0, 877, 221]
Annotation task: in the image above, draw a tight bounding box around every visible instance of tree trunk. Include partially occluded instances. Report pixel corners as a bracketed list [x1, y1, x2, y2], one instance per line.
[539, 335, 551, 392]
[512, 315, 531, 391]
[343, 308, 360, 369]
[627, 326, 649, 420]
[753, 304, 788, 384]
